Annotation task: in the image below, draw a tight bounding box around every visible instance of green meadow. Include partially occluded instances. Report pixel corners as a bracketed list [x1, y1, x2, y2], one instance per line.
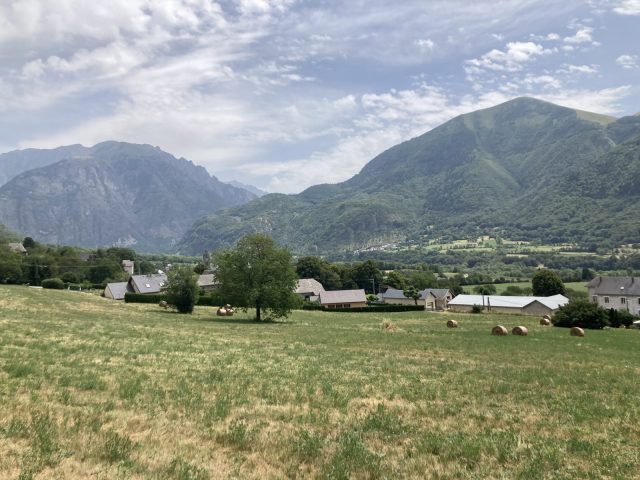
[0, 285, 638, 479]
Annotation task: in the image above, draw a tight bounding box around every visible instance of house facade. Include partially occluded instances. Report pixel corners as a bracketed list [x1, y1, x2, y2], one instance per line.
[319, 289, 367, 309]
[587, 276, 640, 315]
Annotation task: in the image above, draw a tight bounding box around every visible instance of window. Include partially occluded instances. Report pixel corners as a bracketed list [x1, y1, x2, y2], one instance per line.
[592, 295, 598, 303]
[621, 297, 626, 304]
[604, 297, 609, 304]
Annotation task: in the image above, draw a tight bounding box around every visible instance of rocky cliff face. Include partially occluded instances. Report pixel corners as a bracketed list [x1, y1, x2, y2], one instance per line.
[0, 141, 256, 252]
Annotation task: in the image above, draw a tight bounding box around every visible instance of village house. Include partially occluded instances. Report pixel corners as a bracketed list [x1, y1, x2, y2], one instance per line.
[381, 288, 453, 310]
[128, 273, 168, 294]
[587, 276, 640, 315]
[8, 242, 27, 254]
[197, 273, 219, 292]
[448, 294, 568, 316]
[295, 278, 325, 302]
[104, 282, 130, 300]
[319, 289, 367, 309]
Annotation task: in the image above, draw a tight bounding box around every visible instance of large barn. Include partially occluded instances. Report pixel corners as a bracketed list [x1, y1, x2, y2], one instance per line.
[448, 294, 569, 316]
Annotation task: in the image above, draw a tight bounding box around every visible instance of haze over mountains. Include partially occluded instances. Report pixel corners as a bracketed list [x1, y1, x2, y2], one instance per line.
[177, 97, 640, 255]
[0, 142, 256, 252]
[2, 98, 639, 255]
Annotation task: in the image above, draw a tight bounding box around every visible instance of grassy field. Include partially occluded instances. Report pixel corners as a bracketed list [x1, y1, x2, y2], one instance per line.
[1, 285, 639, 479]
[492, 282, 588, 294]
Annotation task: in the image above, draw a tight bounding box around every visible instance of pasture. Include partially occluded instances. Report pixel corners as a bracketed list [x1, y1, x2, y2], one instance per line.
[0, 285, 638, 479]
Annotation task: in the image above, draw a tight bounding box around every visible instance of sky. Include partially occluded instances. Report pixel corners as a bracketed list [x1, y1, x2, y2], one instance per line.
[0, 0, 639, 193]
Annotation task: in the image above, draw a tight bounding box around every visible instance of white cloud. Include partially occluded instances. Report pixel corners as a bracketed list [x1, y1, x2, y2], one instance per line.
[616, 54, 638, 69]
[465, 41, 550, 75]
[563, 26, 595, 44]
[414, 38, 435, 51]
[613, 0, 640, 15]
[563, 64, 599, 74]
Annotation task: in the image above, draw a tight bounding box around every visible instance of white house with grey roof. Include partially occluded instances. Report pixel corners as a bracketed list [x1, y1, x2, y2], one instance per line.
[319, 289, 367, 309]
[587, 276, 640, 315]
[128, 273, 167, 294]
[381, 287, 453, 310]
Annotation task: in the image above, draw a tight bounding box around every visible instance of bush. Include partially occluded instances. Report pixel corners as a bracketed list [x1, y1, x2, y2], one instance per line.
[166, 267, 199, 314]
[41, 278, 65, 289]
[124, 293, 166, 304]
[471, 304, 482, 314]
[608, 308, 637, 328]
[553, 301, 609, 329]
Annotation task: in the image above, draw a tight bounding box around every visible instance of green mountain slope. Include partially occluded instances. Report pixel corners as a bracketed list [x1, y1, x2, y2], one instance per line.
[177, 97, 640, 255]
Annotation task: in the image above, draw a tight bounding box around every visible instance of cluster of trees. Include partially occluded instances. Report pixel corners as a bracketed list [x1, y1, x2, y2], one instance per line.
[295, 256, 464, 295]
[0, 238, 159, 287]
[554, 301, 638, 329]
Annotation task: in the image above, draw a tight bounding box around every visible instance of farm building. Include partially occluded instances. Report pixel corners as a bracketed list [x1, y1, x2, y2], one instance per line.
[381, 288, 453, 310]
[587, 276, 640, 315]
[7, 242, 27, 254]
[128, 273, 167, 294]
[319, 289, 367, 309]
[448, 294, 568, 316]
[104, 282, 130, 300]
[197, 274, 219, 292]
[295, 278, 325, 301]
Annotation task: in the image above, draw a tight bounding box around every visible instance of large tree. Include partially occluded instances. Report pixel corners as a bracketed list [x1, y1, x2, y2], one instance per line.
[532, 269, 566, 296]
[215, 234, 298, 322]
[165, 266, 200, 314]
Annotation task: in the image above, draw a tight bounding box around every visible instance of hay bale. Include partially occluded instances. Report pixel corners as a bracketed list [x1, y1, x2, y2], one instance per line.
[216, 308, 227, 316]
[512, 325, 528, 336]
[225, 307, 234, 317]
[491, 325, 508, 336]
[159, 300, 168, 309]
[446, 319, 459, 329]
[570, 326, 585, 337]
[540, 317, 551, 326]
[542, 314, 551, 321]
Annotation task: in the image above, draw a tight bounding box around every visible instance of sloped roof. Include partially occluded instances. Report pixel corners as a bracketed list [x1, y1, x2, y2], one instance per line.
[320, 289, 366, 305]
[449, 294, 568, 310]
[8, 242, 26, 253]
[129, 273, 167, 294]
[198, 274, 218, 287]
[105, 282, 130, 300]
[586, 276, 640, 296]
[296, 278, 325, 295]
[424, 288, 452, 300]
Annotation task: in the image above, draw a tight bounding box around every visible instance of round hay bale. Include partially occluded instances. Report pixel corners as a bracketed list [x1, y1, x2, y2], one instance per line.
[570, 326, 585, 337]
[446, 319, 459, 328]
[159, 300, 168, 309]
[491, 325, 508, 336]
[216, 308, 227, 316]
[542, 314, 551, 321]
[540, 317, 551, 326]
[512, 325, 528, 336]
[225, 308, 234, 316]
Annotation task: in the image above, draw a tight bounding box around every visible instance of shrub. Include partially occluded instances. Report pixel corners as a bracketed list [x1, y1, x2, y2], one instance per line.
[552, 301, 609, 329]
[41, 278, 65, 290]
[124, 293, 166, 304]
[471, 304, 482, 314]
[608, 308, 636, 328]
[166, 267, 199, 314]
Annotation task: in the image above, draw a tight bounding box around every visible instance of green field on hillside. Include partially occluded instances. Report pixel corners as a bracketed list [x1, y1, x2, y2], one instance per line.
[1, 286, 638, 479]
[492, 281, 588, 294]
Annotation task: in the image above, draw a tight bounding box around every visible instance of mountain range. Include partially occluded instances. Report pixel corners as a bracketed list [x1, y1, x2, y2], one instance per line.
[176, 97, 640, 255]
[2, 98, 639, 256]
[0, 142, 256, 252]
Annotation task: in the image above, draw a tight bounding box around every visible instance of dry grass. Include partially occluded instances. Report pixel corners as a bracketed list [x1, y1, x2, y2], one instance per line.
[1, 285, 639, 479]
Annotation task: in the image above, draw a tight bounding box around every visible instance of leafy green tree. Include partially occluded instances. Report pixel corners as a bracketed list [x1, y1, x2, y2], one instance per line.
[22, 237, 36, 249]
[295, 256, 342, 290]
[407, 270, 438, 290]
[385, 270, 407, 289]
[348, 260, 383, 293]
[165, 267, 199, 314]
[473, 284, 497, 295]
[403, 286, 421, 305]
[0, 245, 23, 283]
[553, 301, 609, 329]
[215, 234, 298, 322]
[532, 269, 566, 296]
